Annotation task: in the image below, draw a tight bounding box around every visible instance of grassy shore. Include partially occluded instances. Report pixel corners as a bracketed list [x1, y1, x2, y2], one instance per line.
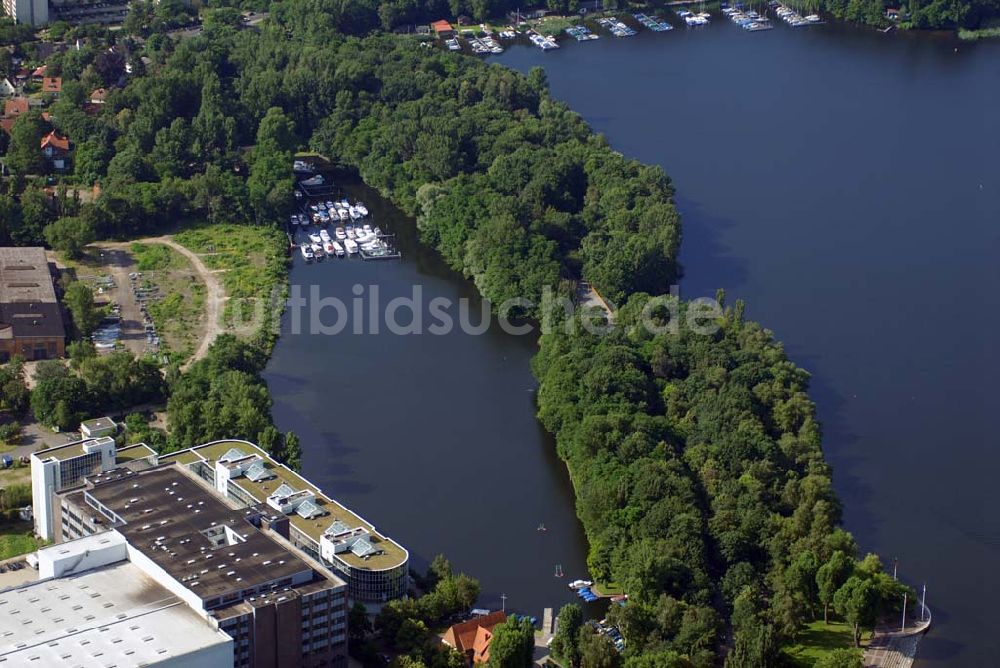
[958, 26, 1000, 40]
[131, 242, 206, 362]
[782, 619, 870, 666]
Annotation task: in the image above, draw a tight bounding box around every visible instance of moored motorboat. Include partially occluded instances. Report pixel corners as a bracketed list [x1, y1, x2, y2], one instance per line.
[310, 242, 324, 258]
[331, 241, 345, 256]
[344, 239, 359, 254]
[320, 229, 331, 243]
[335, 227, 346, 240]
[309, 232, 323, 244]
[300, 243, 314, 260]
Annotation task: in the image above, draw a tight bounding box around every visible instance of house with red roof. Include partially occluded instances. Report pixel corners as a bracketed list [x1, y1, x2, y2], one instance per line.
[431, 20, 455, 37]
[41, 77, 62, 95]
[4, 98, 29, 119]
[442, 611, 506, 665]
[41, 131, 70, 171]
[89, 88, 108, 104]
[31, 65, 47, 82]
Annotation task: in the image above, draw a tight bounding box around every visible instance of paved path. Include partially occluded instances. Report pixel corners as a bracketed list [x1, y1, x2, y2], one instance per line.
[864, 604, 931, 668]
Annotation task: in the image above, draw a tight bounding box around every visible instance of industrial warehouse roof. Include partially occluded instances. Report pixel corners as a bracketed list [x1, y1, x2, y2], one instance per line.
[160, 440, 408, 571]
[83, 465, 318, 605]
[0, 560, 231, 665]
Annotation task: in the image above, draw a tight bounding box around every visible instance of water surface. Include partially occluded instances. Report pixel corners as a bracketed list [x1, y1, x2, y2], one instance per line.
[496, 18, 1000, 666]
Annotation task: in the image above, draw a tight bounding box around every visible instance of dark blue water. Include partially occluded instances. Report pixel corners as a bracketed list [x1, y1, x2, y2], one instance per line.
[266, 183, 596, 619]
[496, 18, 1000, 667]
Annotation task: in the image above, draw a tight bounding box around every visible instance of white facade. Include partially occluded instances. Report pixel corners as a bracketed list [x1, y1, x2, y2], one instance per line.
[30, 436, 119, 540]
[2, 0, 48, 25]
[36, 530, 128, 578]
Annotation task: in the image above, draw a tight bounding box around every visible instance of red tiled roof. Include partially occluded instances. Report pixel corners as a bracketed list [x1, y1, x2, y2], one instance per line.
[431, 20, 454, 33]
[90, 88, 108, 102]
[4, 98, 29, 117]
[442, 612, 507, 656]
[0, 118, 14, 136]
[32, 65, 47, 78]
[42, 77, 62, 93]
[40, 131, 70, 152]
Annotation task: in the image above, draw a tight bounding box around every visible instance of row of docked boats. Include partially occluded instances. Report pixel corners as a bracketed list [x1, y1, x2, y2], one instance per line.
[677, 8, 711, 26]
[291, 199, 369, 226]
[634, 13, 674, 32]
[468, 35, 503, 54]
[774, 4, 823, 25]
[528, 32, 559, 50]
[597, 17, 637, 37]
[299, 223, 387, 260]
[565, 25, 599, 41]
[723, 5, 774, 30]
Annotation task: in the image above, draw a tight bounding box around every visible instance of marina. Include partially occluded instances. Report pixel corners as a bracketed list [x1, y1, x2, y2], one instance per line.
[596, 17, 637, 37]
[289, 171, 402, 263]
[633, 13, 674, 32]
[565, 25, 599, 41]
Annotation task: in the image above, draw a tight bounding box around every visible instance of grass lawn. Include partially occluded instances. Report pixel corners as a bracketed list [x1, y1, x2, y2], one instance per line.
[592, 581, 623, 596]
[174, 223, 289, 333]
[783, 619, 870, 667]
[0, 522, 38, 560]
[0, 465, 32, 488]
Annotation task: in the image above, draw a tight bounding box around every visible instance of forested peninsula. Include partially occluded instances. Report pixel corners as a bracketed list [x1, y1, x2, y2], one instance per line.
[0, 3, 916, 665]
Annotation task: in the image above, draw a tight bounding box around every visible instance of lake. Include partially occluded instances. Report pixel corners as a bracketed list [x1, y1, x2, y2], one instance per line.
[495, 16, 1000, 667]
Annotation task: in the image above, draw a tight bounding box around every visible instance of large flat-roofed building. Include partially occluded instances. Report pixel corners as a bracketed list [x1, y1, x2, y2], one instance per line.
[34, 460, 349, 667]
[31, 437, 157, 541]
[0, 247, 66, 361]
[160, 440, 409, 608]
[6, 533, 233, 666]
[1, 0, 47, 25]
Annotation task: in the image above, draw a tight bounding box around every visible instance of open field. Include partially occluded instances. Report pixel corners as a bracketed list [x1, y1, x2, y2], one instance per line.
[130, 243, 206, 362]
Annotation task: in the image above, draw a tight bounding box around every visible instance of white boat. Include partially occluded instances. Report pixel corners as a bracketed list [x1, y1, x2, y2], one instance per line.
[331, 241, 345, 256]
[311, 242, 324, 257]
[373, 227, 382, 236]
[335, 227, 346, 240]
[346, 228, 357, 239]
[299, 243, 314, 260]
[344, 239, 358, 254]
[293, 160, 315, 174]
[362, 224, 372, 233]
[319, 229, 331, 243]
[568, 580, 593, 589]
[324, 240, 337, 255]
[337, 208, 349, 222]
[355, 203, 369, 217]
[308, 232, 322, 244]
[301, 174, 324, 187]
[349, 207, 362, 220]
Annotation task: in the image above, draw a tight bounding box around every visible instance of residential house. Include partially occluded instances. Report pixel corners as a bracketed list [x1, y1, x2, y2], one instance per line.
[442, 611, 507, 665]
[3, 98, 29, 119]
[886, 7, 902, 19]
[431, 19, 455, 38]
[31, 65, 47, 82]
[42, 77, 62, 95]
[0, 78, 15, 98]
[89, 87, 108, 104]
[40, 131, 70, 170]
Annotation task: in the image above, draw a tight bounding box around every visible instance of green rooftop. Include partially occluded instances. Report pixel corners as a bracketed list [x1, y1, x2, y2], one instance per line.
[115, 443, 157, 463]
[170, 440, 407, 572]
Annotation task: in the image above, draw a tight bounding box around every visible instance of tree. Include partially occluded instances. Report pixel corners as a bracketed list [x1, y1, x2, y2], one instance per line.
[833, 577, 879, 647]
[428, 554, 453, 586]
[64, 281, 103, 336]
[7, 112, 46, 175]
[551, 603, 583, 666]
[281, 431, 301, 470]
[578, 627, 621, 668]
[44, 216, 96, 259]
[487, 617, 534, 668]
[817, 551, 854, 624]
[348, 601, 372, 645]
[814, 648, 863, 668]
[0, 359, 29, 417]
